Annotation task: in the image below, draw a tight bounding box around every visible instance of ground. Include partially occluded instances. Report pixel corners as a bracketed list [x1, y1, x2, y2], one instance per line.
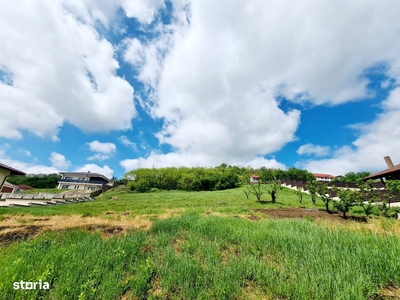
[254, 207, 368, 222]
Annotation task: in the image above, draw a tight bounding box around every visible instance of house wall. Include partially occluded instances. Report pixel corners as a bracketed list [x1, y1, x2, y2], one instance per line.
[57, 183, 102, 191]
[0, 168, 11, 191]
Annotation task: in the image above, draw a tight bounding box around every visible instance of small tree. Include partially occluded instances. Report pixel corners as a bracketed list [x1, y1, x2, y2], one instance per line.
[296, 187, 303, 204]
[385, 180, 400, 208]
[335, 189, 356, 218]
[266, 180, 282, 203]
[306, 179, 317, 205]
[251, 181, 263, 202]
[315, 182, 331, 212]
[356, 180, 379, 217]
[243, 184, 252, 200]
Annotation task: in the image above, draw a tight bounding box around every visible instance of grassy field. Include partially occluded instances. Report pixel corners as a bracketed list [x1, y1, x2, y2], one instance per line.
[1, 185, 400, 299]
[0, 185, 324, 217]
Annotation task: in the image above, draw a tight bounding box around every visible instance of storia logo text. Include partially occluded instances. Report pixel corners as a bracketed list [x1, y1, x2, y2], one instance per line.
[13, 280, 50, 290]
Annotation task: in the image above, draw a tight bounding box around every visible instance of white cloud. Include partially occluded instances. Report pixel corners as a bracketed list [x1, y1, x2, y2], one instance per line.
[74, 164, 114, 179]
[87, 154, 111, 162]
[121, 0, 400, 169]
[119, 135, 138, 151]
[88, 141, 116, 155]
[49, 152, 71, 170]
[17, 149, 31, 157]
[0, 150, 59, 174]
[0, 1, 136, 140]
[297, 87, 400, 175]
[120, 0, 165, 24]
[297, 144, 331, 157]
[120, 151, 285, 172]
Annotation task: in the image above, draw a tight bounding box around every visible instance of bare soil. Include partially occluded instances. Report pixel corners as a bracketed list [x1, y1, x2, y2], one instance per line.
[254, 208, 368, 223]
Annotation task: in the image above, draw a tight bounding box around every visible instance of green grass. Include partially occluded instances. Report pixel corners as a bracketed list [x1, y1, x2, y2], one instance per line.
[1, 186, 399, 299]
[1, 214, 399, 299]
[0, 185, 325, 217]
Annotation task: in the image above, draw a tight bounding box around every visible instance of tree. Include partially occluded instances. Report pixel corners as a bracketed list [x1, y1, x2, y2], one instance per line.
[306, 179, 317, 205]
[385, 180, 400, 209]
[251, 181, 263, 202]
[356, 180, 379, 216]
[243, 184, 252, 200]
[315, 182, 332, 212]
[266, 180, 282, 203]
[296, 187, 303, 204]
[335, 189, 356, 218]
[334, 171, 371, 183]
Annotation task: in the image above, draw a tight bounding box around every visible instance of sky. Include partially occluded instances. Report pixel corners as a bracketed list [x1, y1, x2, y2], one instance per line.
[1, 0, 400, 179]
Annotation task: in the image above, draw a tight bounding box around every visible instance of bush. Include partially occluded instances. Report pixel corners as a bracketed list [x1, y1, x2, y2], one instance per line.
[125, 167, 240, 192]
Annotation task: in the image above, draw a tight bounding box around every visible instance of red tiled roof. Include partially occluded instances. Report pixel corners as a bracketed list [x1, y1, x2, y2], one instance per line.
[312, 173, 334, 178]
[363, 164, 400, 180]
[17, 184, 34, 190]
[0, 162, 25, 175]
[250, 175, 260, 178]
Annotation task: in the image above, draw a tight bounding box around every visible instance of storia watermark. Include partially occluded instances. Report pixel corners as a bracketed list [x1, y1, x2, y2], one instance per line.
[13, 280, 50, 290]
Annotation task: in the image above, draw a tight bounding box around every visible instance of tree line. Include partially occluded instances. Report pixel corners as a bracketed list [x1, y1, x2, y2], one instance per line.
[7, 174, 61, 189]
[124, 165, 317, 192]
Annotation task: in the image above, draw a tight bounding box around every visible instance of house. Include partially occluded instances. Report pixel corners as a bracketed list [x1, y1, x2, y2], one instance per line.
[312, 173, 335, 182]
[363, 156, 400, 183]
[57, 172, 110, 191]
[250, 175, 261, 183]
[0, 162, 25, 192]
[16, 184, 34, 192]
[0, 181, 19, 193]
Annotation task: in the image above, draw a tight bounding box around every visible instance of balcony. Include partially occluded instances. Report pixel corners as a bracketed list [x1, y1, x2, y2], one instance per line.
[58, 178, 107, 185]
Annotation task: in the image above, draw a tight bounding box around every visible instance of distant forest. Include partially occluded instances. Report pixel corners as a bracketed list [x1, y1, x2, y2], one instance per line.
[125, 165, 313, 192]
[124, 165, 372, 192]
[7, 174, 61, 189]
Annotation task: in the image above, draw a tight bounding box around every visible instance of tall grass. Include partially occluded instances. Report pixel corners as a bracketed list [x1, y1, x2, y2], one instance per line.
[0, 185, 323, 217]
[1, 214, 399, 299]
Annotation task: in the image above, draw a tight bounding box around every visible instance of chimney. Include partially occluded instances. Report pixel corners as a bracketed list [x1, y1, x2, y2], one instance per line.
[384, 156, 395, 169]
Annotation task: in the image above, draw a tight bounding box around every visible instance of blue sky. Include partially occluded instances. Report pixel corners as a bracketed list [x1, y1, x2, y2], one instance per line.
[1, 1, 400, 179]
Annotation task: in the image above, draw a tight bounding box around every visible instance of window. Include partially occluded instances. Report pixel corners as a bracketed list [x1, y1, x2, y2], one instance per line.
[74, 186, 80, 190]
[61, 185, 69, 189]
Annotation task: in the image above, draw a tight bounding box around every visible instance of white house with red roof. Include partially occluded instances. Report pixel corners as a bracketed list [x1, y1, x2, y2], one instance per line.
[312, 173, 335, 182]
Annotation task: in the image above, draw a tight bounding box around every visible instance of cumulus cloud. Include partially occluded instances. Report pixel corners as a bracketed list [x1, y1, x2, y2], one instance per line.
[120, 0, 400, 170]
[74, 164, 114, 179]
[120, 0, 165, 24]
[0, 149, 59, 174]
[49, 152, 71, 170]
[119, 135, 138, 151]
[88, 141, 116, 155]
[87, 140, 116, 161]
[297, 88, 400, 175]
[120, 151, 285, 172]
[0, 1, 135, 140]
[297, 144, 331, 157]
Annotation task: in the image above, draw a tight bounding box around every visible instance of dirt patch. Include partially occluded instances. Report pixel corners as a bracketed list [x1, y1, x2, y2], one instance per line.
[84, 225, 124, 236]
[375, 284, 400, 299]
[0, 225, 42, 246]
[254, 208, 367, 222]
[0, 214, 153, 244]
